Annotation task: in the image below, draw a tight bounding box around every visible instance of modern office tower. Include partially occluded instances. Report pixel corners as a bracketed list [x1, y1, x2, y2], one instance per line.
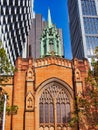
[0, 0, 32, 65]
[68, 0, 98, 62]
[28, 14, 45, 58]
[28, 12, 64, 58]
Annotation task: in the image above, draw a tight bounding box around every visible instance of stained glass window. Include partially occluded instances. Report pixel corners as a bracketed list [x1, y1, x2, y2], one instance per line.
[39, 82, 70, 129]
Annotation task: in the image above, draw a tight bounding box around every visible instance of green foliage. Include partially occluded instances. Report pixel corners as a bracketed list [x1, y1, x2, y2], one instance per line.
[0, 90, 8, 124]
[69, 47, 98, 129]
[68, 113, 78, 127]
[0, 41, 18, 124]
[91, 46, 98, 85]
[69, 87, 98, 129]
[6, 105, 18, 115]
[0, 88, 18, 125]
[0, 91, 8, 113]
[78, 70, 98, 129]
[95, 46, 98, 58]
[78, 89, 98, 127]
[0, 41, 14, 83]
[76, 64, 98, 129]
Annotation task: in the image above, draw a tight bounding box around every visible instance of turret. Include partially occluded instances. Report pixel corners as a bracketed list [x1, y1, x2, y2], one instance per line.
[40, 9, 63, 58]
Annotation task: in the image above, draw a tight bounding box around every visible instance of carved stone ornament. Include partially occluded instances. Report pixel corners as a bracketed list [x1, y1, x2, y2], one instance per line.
[26, 91, 34, 111]
[26, 68, 34, 81]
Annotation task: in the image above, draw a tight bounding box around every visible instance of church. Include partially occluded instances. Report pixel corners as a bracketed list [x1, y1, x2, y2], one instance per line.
[1, 10, 89, 130]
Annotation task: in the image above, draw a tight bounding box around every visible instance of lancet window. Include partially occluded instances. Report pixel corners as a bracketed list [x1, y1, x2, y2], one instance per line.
[39, 82, 70, 129]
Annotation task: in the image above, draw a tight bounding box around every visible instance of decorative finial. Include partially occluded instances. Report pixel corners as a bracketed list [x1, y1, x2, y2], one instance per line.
[48, 8, 52, 28]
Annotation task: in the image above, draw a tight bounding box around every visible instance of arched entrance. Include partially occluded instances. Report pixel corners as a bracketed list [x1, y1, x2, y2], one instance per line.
[35, 78, 73, 130]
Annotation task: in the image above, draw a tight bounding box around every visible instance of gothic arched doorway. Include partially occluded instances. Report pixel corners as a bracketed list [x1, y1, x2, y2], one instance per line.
[36, 78, 73, 130]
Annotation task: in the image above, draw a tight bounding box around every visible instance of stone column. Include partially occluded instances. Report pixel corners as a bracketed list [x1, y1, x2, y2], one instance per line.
[40, 40, 44, 58]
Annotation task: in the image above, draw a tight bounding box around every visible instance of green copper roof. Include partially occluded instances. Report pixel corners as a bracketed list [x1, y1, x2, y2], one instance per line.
[40, 9, 63, 58]
[48, 9, 52, 28]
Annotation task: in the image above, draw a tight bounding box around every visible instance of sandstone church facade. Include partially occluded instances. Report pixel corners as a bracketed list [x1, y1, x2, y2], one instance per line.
[3, 57, 89, 130]
[1, 10, 89, 130]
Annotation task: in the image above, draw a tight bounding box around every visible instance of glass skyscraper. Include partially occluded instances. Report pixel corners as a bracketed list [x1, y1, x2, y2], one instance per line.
[0, 0, 33, 65]
[68, 0, 98, 62]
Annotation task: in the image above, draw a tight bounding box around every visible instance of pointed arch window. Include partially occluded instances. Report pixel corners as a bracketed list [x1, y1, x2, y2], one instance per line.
[49, 43, 54, 52]
[57, 43, 59, 55]
[44, 43, 47, 55]
[49, 40, 54, 52]
[39, 82, 71, 129]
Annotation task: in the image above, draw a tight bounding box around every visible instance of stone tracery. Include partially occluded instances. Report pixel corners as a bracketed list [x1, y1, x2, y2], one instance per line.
[39, 82, 70, 130]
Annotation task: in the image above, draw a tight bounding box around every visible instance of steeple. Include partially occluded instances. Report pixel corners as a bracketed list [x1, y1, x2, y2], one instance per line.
[40, 9, 63, 58]
[48, 9, 52, 28]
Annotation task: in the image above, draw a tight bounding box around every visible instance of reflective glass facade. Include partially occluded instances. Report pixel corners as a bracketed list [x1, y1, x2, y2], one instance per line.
[86, 36, 98, 56]
[68, 0, 98, 62]
[82, 0, 98, 58]
[81, 0, 97, 15]
[83, 18, 98, 34]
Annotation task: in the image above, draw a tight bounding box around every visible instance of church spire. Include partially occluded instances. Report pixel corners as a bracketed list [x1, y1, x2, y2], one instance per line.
[48, 9, 52, 28]
[40, 9, 63, 58]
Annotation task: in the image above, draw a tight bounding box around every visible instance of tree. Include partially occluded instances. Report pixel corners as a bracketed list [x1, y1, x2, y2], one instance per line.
[77, 47, 98, 129]
[77, 72, 98, 129]
[69, 47, 98, 130]
[81, 49, 98, 129]
[0, 41, 14, 83]
[0, 41, 18, 128]
[92, 46, 98, 84]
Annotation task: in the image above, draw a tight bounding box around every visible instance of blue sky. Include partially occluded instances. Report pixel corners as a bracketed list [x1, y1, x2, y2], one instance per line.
[33, 0, 72, 59]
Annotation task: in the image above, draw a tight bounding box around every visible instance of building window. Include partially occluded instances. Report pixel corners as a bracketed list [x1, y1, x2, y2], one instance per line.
[29, 45, 31, 57]
[44, 44, 47, 55]
[83, 17, 98, 34]
[49, 42, 54, 52]
[81, 0, 97, 15]
[86, 36, 98, 56]
[39, 83, 70, 129]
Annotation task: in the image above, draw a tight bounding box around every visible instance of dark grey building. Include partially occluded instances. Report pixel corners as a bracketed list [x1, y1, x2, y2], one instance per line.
[68, 0, 98, 62]
[28, 14, 64, 58]
[0, 0, 33, 65]
[28, 14, 45, 58]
